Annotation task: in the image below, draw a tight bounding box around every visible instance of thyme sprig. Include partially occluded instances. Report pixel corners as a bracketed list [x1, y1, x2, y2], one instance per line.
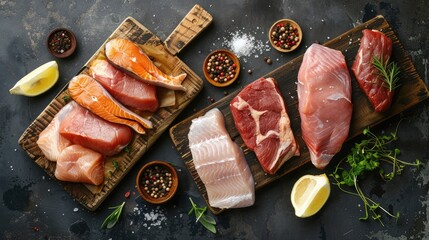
[330, 123, 420, 226]
[101, 202, 125, 229]
[188, 198, 216, 234]
[372, 55, 401, 92]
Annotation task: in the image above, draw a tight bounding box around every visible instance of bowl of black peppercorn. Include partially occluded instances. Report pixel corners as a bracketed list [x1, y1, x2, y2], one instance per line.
[136, 160, 179, 204]
[269, 19, 302, 52]
[46, 28, 77, 58]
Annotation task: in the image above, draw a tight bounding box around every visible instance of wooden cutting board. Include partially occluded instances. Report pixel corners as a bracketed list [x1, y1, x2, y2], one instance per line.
[18, 5, 212, 211]
[169, 15, 429, 214]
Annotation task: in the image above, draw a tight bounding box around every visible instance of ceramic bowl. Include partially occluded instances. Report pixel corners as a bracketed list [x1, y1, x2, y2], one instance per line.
[136, 160, 178, 204]
[46, 28, 77, 58]
[269, 19, 302, 52]
[203, 49, 240, 87]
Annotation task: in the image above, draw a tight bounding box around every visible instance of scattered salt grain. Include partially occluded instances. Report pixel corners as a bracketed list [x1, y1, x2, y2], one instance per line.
[223, 31, 271, 63]
[14, 149, 17, 152]
[42, 176, 45, 180]
[47, 189, 50, 192]
[73, 208, 79, 212]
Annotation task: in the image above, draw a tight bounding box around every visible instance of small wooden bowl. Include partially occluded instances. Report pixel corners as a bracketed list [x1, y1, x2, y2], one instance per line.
[136, 160, 178, 204]
[203, 49, 240, 87]
[46, 28, 77, 58]
[269, 19, 302, 52]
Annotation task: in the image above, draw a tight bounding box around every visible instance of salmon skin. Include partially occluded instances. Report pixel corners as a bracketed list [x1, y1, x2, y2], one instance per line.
[69, 74, 153, 134]
[105, 38, 187, 91]
[89, 59, 159, 112]
[60, 101, 133, 156]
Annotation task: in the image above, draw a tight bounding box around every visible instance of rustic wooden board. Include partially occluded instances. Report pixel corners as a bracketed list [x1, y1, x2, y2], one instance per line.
[169, 15, 429, 214]
[18, 5, 213, 211]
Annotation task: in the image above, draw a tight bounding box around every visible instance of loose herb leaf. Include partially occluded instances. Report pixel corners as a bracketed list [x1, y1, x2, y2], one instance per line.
[101, 202, 125, 229]
[112, 160, 119, 170]
[188, 198, 216, 234]
[62, 95, 71, 103]
[372, 55, 401, 92]
[330, 122, 420, 226]
[124, 145, 131, 153]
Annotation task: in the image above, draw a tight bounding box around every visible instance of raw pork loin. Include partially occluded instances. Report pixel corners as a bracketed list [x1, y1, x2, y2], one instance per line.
[352, 29, 394, 112]
[230, 77, 299, 174]
[188, 108, 255, 209]
[297, 44, 352, 169]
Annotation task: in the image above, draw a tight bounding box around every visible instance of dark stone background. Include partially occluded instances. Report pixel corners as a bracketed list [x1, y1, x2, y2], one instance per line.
[1, 1, 428, 239]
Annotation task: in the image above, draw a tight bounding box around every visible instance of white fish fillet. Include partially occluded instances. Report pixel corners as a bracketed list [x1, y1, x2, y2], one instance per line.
[188, 108, 255, 209]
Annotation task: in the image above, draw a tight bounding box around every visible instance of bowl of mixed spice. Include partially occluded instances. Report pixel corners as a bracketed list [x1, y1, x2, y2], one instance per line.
[46, 28, 77, 58]
[136, 160, 178, 204]
[203, 49, 240, 87]
[269, 19, 302, 52]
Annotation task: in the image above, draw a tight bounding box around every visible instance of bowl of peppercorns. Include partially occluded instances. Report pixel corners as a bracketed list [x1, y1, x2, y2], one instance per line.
[46, 28, 77, 58]
[136, 160, 179, 204]
[269, 19, 302, 52]
[203, 49, 240, 87]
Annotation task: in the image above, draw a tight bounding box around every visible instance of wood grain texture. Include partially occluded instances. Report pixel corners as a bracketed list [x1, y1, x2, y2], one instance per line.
[18, 16, 204, 211]
[169, 15, 429, 214]
[164, 4, 213, 56]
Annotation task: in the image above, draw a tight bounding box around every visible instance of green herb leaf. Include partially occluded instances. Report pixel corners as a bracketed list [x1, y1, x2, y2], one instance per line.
[372, 55, 401, 92]
[62, 95, 72, 103]
[112, 160, 119, 170]
[188, 198, 216, 234]
[101, 202, 125, 229]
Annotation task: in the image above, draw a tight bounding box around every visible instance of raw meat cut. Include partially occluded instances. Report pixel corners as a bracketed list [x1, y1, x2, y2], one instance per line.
[352, 29, 393, 112]
[297, 43, 352, 169]
[89, 59, 158, 112]
[55, 144, 104, 185]
[105, 38, 187, 91]
[37, 103, 73, 162]
[230, 77, 300, 174]
[68, 74, 152, 134]
[188, 108, 255, 209]
[59, 101, 133, 156]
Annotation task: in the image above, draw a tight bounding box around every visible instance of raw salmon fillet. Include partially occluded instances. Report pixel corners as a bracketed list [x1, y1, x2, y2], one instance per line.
[105, 38, 187, 91]
[69, 74, 152, 134]
[59, 101, 133, 156]
[188, 108, 255, 209]
[36, 103, 73, 162]
[230, 77, 300, 174]
[55, 145, 104, 185]
[352, 29, 394, 112]
[298, 44, 352, 169]
[89, 59, 159, 112]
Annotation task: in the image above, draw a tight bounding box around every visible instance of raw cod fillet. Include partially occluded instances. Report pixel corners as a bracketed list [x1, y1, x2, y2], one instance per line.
[55, 145, 104, 185]
[297, 44, 352, 169]
[188, 108, 255, 209]
[351, 29, 394, 112]
[230, 77, 300, 174]
[68, 74, 152, 134]
[59, 101, 133, 156]
[36, 103, 73, 162]
[89, 59, 159, 112]
[105, 38, 187, 91]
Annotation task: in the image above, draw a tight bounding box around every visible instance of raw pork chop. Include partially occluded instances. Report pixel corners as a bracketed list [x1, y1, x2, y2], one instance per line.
[89, 59, 158, 112]
[352, 29, 393, 112]
[55, 145, 104, 185]
[37, 103, 73, 162]
[188, 108, 255, 209]
[297, 43, 352, 169]
[230, 77, 300, 174]
[59, 101, 133, 156]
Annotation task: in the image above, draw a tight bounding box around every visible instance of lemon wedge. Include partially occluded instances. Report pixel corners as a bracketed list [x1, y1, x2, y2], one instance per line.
[291, 173, 330, 218]
[9, 61, 59, 96]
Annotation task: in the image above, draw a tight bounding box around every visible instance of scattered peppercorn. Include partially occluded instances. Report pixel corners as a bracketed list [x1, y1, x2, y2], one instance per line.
[247, 69, 253, 74]
[266, 58, 272, 65]
[124, 191, 131, 198]
[141, 165, 173, 199]
[223, 91, 228, 95]
[270, 22, 300, 50]
[210, 98, 215, 103]
[206, 52, 237, 83]
[49, 30, 72, 54]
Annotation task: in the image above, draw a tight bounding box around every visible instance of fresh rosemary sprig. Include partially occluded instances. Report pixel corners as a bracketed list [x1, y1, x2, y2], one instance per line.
[330, 123, 420, 226]
[101, 202, 125, 229]
[372, 55, 401, 92]
[188, 198, 217, 234]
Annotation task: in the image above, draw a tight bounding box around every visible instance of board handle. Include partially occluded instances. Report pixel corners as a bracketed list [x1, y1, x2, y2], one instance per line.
[164, 4, 213, 56]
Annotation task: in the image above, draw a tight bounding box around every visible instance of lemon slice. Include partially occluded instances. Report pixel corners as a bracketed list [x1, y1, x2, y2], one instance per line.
[291, 173, 330, 218]
[9, 61, 59, 96]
